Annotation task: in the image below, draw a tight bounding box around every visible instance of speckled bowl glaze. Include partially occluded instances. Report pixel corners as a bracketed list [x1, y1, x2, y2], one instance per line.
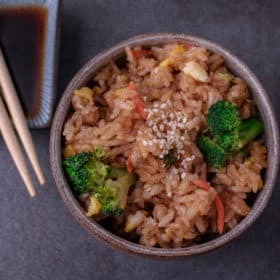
[50, 33, 279, 258]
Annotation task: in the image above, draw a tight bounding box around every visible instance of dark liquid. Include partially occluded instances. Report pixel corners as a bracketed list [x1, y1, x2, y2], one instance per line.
[0, 6, 48, 118]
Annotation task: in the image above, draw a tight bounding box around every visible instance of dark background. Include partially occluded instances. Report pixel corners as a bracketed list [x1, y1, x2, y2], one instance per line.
[1, 0, 280, 279]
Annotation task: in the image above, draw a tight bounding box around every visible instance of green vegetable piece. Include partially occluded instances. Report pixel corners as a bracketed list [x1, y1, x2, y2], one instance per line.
[216, 72, 234, 82]
[216, 118, 263, 152]
[63, 152, 109, 194]
[93, 144, 107, 159]
[63, 148, 136, 216]
[199, 101, 263, 169]
[207, 101, 240, 135]
[109, 167, 127, 179]
[94, 172, 136, 216]
[163, 149, 178, 167]
[215, 130, 239, 152]
[198, 136, 227, 168]
[237, 118, 263, 148]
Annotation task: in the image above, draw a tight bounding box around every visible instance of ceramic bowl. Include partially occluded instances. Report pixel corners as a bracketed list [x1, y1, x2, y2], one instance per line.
[50, 33, 279, 258]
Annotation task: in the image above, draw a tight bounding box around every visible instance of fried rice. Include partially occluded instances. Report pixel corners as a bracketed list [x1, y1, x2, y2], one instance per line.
[62, 43, 267, 248]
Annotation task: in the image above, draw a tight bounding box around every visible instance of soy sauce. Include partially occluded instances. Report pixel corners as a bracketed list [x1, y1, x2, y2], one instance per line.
[0, 6, 48, 118]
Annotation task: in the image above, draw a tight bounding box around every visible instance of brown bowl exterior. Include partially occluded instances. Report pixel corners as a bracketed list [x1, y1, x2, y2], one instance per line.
[50, 33, 279, 258]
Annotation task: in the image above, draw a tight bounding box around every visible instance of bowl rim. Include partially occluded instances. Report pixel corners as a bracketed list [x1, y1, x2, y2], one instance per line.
[50, 33, 280, 258]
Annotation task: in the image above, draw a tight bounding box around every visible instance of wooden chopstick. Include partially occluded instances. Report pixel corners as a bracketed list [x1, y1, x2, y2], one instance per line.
[0, 95, 36, 197]
[0, 47, 45, 186]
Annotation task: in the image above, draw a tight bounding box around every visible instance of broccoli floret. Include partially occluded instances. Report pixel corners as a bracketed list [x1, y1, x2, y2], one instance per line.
[207, 101, 240, 135]
[63, 152, 109, 194]
[109, 167, 128, 179]
[93, 171, 136, 216]
[216, 119, 263, 152]
[94, 145, 108, 158]
[63, 148, 136, 216]
[199, 118, 263, 168]
[199, 101, 263, 168]
[215, 130, 238, 152]
[198, 136, 228, 168]
[163, 149, 178, 167]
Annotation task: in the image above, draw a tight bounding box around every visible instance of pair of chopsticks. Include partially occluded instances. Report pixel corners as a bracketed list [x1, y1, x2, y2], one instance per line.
[0, 47, 45, 197]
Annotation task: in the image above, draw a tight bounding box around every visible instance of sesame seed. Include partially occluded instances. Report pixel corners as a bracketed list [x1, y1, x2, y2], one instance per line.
[184, 155, 195, 161]
[181, 172, 186, 180]
[173, 168, 178, 174]
[137, 97, 194, 162]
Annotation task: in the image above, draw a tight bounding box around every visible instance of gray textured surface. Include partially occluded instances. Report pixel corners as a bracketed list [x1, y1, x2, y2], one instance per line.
[1, 0, 280, 279]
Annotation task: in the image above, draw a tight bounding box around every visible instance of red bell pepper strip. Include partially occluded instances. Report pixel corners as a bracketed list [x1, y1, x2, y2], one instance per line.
[131, 49, 152, 58]
[213, 195, 225, 235]
[184, 43, 193, 50]
[126, 156, 133, 173]
[194, 179, 211, 191]
[128, 81, 137, 91]
[133, 95, 148, 119]
[194, 179, 225, 234]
